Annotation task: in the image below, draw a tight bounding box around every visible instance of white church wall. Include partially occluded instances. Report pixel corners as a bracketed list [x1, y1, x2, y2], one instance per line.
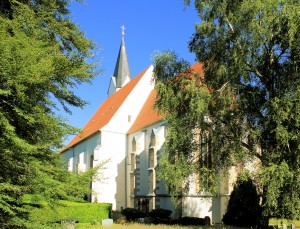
[136, 132, 148, 196]
[127, 122, 168, 211]
[62, 139, 91, 172]
[62, 148, 74, 172]
[183, 196, 213, 220]
[126, 120, 229, 223]
[126, 131, 147, 207]
[92, 130, 127, 210]
[62, 133, 106, 201]
[103, 66, 154, 134]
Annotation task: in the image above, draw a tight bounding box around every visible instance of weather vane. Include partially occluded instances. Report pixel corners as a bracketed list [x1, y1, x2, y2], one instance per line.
[121, 25, 125, 36]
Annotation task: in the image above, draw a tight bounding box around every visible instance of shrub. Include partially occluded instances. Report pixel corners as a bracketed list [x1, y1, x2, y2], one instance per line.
[121, 208, 146, 220]
[149, 208, 172, 219]
[222, 171, 262, 228]
[180, 216, 206, 225]
[28, 201, 112, 225]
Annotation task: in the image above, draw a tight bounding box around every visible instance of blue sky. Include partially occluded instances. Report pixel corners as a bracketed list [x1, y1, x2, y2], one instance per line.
[61, 1, 200, 145]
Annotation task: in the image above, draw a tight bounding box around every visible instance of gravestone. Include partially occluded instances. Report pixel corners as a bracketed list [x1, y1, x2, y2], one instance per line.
[61, 219, 75, 229]
[102, 218, 113, 226]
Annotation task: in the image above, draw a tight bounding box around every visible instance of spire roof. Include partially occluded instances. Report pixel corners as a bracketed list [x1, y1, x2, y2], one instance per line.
[114, 26, 131, 88]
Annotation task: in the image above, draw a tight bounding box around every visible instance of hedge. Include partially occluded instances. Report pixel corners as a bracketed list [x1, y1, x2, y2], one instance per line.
[121, 208, 146, 220]
[28, 200, 112, 225]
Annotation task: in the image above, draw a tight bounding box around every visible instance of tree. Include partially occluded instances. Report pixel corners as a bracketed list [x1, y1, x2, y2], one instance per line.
[0, 0, 99, 227]
[222, 170, 262, 227]
[153, 0, 299, 222]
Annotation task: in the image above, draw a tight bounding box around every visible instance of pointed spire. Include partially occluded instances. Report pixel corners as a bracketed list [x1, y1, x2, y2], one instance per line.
[113, 25, 131, 89]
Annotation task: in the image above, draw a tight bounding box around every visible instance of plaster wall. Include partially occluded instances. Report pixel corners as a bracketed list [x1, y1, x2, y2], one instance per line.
[92, 130, 126, 210]
[103, 66, 154, 134]
[62, 133, 100, 173]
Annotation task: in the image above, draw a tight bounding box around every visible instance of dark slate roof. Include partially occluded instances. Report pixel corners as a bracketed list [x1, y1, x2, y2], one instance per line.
[114, 35, 131, 88]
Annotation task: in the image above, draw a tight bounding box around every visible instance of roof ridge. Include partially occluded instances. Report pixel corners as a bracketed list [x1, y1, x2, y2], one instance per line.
[127, 63, 204, 135]
[62, 66, 150, 151]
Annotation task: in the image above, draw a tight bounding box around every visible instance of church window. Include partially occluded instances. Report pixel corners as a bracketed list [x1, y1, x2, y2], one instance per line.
[137, 198, 149, 213]
[131, 138, 136, 171]
[76, 154, 80, 165]
[150, 131, 156, 147]
[131, 153, 135, 172]
[132, 138, 136, 152]
[199, 132, 213, 188]
[148, 170, 154, 194]
[79, 152, 85, 164]
[90, 155, 94, 168]
[199, 132, 212, 168]
[149, 148, 155, 168]
[130, 173, 135, 196]
[68, 157, 73, 172]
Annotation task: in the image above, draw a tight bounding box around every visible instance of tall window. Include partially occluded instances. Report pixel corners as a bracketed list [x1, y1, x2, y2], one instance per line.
[148, 170, 154, 194]
[199, 132, 212, 168]
[131, 138, 136, 171]
[89, 155, 94, 191]
[149, 148, 155, 168]
[130, 174, 135, 196]
[132, 138, 136, 152]
[199, 132, 212, 188]
[150, 131, 156, 147]
[90, 155, 94, 168]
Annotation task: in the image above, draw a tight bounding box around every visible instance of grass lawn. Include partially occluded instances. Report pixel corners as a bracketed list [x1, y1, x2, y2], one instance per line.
[269, 218, 300, 227]
[75, 223, 247, 229]
[76, 224, 193, 229]
[75, 220, 300, 229]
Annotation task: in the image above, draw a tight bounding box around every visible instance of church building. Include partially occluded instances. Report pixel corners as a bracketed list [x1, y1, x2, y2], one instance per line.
[61, 30, 237, 224]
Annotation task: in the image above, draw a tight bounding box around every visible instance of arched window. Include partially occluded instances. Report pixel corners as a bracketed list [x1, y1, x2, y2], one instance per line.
[148, 170, 154, 194]
[132, 138, 137, 152]
[150, 131, 156, 147]
[148, 148, 155, 168]
[90, 154, 94, 168]
[199, 132, 213, 188]
[199, 132, 212, 168]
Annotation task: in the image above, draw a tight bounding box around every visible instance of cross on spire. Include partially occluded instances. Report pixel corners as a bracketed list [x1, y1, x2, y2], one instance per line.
[121, 25, 125, 36]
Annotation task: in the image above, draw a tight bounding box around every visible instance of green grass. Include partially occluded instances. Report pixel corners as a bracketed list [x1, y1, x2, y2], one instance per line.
[75, 224, 210, 229]
[75, 220, 300, 229]
[75, 223, 248, 229]
[269, 218, 300, 227]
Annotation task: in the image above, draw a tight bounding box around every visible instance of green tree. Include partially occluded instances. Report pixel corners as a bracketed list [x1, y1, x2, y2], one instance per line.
[0, 0, 99, 227]
[153, 0, 299, 222]
[222, 171, 262, 227]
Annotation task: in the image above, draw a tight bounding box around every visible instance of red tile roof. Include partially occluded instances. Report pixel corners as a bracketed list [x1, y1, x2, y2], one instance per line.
[190, 62, 204, 77]
[128, 89, 161, 134]
[128, 63, 204, 134]
[62, 66, 150, 151]
[62, 63, 204, 151]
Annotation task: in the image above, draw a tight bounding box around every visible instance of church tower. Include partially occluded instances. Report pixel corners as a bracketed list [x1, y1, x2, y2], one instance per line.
[107, 26, 131, 97]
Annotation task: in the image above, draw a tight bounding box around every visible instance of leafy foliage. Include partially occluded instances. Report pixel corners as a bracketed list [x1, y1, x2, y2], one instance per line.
[149, 208, 172, 219]
[28, 201, 112, 226]
[153, 51, 220, 196]
[222, 171, 262, 227]
[0, 0, 99, 227]
[121, 208, 146, 221]
[180, 216, 207, 226]
[154, 0, 300, 220]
